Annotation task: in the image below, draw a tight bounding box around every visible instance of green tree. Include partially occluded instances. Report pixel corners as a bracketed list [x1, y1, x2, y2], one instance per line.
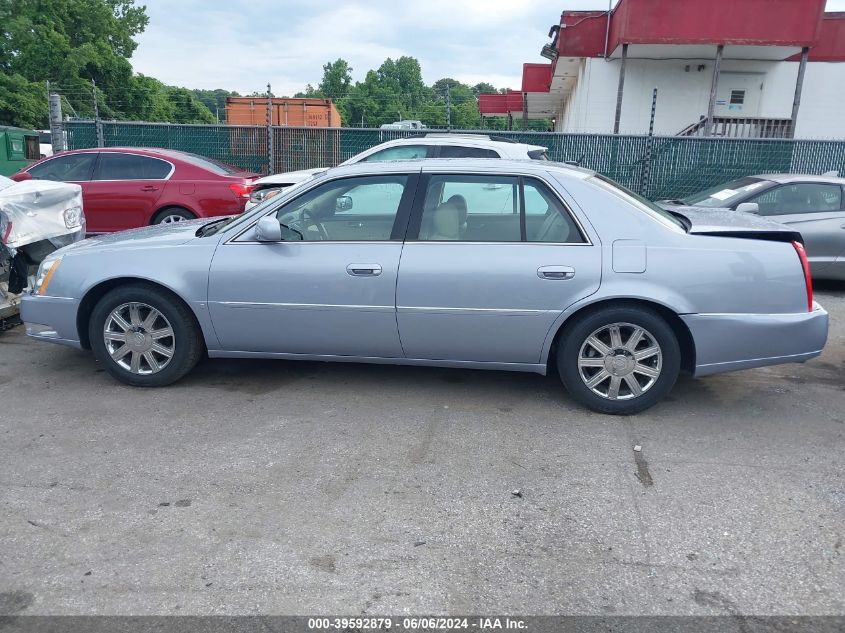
[0, 72, 46, 128]
[192, 88, 240, 120]
[318, 59, 353, 99]
[0, 0, 149, 123]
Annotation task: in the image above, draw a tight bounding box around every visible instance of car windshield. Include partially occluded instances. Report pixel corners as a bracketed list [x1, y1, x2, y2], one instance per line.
[592, 174, 687, 232]
[682, 177, 772, 207]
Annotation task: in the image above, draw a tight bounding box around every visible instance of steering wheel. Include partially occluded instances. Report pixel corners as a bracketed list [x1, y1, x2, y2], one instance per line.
[288, 207, 329, 241]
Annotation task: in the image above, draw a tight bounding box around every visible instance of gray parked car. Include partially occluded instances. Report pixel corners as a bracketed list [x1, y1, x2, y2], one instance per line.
[659, 174, 845, 280]
[21, 160, 828, 414]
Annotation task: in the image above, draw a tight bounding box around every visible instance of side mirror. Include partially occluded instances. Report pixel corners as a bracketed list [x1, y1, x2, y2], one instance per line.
[736, 202, 759, 214]
[336, 195, 353, 211]
[11, 171, 32, 182]
[255, 216, 282, 242]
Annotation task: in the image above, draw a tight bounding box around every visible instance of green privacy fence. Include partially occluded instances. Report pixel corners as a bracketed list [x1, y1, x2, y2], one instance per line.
[64, 121, 845, 200]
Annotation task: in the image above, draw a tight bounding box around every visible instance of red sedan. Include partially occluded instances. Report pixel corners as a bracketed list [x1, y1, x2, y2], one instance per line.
[12, 148, 259, 233]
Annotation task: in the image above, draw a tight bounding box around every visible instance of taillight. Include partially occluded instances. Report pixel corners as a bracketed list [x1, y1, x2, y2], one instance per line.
[229, 182, 253, 199]
[792, 240, 813, 312]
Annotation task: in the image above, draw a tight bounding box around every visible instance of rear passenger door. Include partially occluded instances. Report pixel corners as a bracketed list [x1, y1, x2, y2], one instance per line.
[85, 153, 170, 232]
[395, 171, 601, 365]
[748, 182, 845, 276]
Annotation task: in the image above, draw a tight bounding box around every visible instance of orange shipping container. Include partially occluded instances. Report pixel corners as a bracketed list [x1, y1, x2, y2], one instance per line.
[225, 97, 341, 127]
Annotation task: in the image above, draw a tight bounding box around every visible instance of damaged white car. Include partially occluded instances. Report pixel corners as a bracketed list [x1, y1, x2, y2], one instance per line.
[0, 175, 85, 328]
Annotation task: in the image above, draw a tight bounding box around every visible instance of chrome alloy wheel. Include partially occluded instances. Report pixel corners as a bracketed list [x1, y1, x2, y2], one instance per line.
[159, 214, 187, 224]
[577, 322, 662, 401]
[103, 302, 175, 375]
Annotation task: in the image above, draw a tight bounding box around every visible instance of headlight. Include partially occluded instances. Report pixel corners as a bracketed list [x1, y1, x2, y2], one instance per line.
[249, 187, 282, 204]
[63, 205, 83, 229]
[33, 256, 62, 295]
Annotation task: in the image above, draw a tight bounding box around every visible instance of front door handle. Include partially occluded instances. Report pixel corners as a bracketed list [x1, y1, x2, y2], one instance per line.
[346, 263, 382, 277]
[537, 265, 575, 280]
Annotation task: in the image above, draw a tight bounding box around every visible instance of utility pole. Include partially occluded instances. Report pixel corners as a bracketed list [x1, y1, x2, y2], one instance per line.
[47, 81, 66, 154]
[639, 88, 658, 196]
[92, 79, 104, 148]
[266, 83, 274, 174]
[446, 84, 452, 131]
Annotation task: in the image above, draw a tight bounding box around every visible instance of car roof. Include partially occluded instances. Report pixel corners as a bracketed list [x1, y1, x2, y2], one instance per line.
[320, 158, 595, 179]
[372, 135, 547, 152]
[751, 173, 845, 185]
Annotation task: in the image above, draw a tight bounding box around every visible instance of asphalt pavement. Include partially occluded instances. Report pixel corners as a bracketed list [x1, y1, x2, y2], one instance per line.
[0, 285, 843, 616]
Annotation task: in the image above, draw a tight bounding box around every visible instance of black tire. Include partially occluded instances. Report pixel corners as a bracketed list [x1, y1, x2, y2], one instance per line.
[557, 305, 680, 415]
[89, 284, 204, 387]
[151, 207, 195, 225]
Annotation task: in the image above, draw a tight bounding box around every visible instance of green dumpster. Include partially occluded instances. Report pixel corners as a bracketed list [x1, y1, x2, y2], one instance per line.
[0, 126, 41, 176]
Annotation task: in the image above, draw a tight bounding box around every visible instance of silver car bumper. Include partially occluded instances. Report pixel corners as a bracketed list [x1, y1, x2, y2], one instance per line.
[20, 294, 83, 350]
[683, 302, 829, 377]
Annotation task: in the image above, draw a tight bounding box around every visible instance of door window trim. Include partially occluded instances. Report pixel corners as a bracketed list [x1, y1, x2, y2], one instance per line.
[403, 171, 592, 246]
[228, 173, 421, 244]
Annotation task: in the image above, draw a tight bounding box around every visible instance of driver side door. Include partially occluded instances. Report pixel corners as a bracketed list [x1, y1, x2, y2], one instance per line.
[207, 172, 419, 358]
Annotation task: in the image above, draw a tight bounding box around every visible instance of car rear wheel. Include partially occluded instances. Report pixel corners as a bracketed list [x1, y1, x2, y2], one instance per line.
[557, 305, 680, 415]
[152, 207, 195, 225]
[89, 284, 204, 387]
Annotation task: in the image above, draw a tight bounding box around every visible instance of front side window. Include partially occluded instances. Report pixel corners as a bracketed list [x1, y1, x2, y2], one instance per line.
[361, 145, 428, 162]
[94, 153, 172, 180]
[28, 153, 97, 182]
[749, 183, 843, 216]
[274, 175, 409, 241]
[416, 174, 585, 243]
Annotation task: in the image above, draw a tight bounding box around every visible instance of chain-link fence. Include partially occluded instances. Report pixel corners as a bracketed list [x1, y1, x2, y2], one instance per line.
[64, 120, 845, 200]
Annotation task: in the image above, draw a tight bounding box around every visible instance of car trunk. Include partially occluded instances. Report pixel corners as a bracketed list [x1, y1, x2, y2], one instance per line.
[664, 205, 803, 243]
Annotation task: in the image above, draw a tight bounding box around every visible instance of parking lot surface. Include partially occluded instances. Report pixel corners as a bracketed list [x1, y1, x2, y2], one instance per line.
[0, 286, 843, 616]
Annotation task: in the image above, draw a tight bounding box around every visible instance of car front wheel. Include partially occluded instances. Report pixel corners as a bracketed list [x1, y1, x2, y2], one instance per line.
[557, 305, 680, 415]
[89, 284, 204, 387]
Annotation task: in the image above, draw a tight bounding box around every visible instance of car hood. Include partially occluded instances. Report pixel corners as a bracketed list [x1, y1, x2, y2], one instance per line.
[253, 168, 326, 186]
[660, 203, 802, 242]
[55, 218, 212, 256]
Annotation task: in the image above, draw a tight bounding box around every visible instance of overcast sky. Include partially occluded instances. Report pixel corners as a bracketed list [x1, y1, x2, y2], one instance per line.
[131, 0, 845, 96]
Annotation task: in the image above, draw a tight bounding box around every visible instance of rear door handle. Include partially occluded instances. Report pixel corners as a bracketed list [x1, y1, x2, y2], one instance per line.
[141, 185, 159, 192]
[537, 265, 575, 280]
[346, 263, 382, 277]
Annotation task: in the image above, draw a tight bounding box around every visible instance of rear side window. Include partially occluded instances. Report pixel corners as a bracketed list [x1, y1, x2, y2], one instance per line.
[28, 153, 97, 182]
[416, 174, 585, 243]
[94, 153, 172, 180]
[438, 146, 499, 159]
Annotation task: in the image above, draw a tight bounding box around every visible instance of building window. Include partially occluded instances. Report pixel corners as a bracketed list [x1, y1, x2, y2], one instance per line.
[730, 90, 745, 105]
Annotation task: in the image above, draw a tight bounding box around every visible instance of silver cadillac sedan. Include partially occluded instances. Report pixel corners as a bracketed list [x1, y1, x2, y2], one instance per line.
[21, 159, 828, 415]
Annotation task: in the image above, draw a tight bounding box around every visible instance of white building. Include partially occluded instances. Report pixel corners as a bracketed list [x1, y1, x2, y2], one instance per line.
[479, 0, 845, 139]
